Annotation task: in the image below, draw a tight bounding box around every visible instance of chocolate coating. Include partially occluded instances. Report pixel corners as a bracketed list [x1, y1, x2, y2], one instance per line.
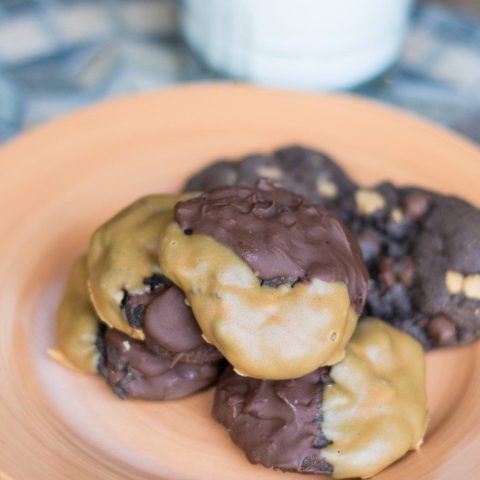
[213, 366, 333, 475]
[102, 278, 223, 400]
[103, 328, 222, 401]
[175, 180, 368, 314]
[144, 286, 205, 353]
[123, 282, 222, 364]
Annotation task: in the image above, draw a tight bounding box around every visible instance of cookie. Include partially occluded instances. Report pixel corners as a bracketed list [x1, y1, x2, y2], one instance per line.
[98, 281, 223, 400]
[159, 180, 368, 379]
[213, 318, 428, 479]
[412, 193, 480, 345]
[343, 182, 480, 348]
[53, 245, 223, 399]
[98, 328, 222, 401]
[87, 193, 195, 339]
[184, 145, 357, 212]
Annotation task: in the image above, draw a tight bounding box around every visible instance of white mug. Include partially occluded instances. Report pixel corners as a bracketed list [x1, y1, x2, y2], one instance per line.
[181, 0, 414, 90]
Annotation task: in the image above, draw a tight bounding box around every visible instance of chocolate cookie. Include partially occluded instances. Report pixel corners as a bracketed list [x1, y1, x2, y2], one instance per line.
[160, 180, 368, 380]
[184, 145, 357, 212]
[213, 318, 428, 479]
[343, 182, 480, 349]
[402, 190, 480, 347]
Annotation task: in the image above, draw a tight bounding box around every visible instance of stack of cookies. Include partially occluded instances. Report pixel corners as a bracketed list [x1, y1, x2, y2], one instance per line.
[51, 145, 480, 478]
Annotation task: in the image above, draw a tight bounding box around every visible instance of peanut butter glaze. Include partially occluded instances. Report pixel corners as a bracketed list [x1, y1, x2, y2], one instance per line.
[212, 318, 428, 479]
[51, 255, 100, 373]
[175, 180, 368, 314]
[323, 318, 428, 478]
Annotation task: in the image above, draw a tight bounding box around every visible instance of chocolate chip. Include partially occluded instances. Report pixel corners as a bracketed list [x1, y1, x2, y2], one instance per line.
[397, 256, 415, 288]
[122, 291, 153, 328]
[184, 228, 193, 235]
[143, 273, 170, 292]
[427, 314, 456, 345]
[379, 258, 396, 289]
[404, 192, 430, 221]
[260, 276, 301, 288]
[313, 437, 331, 449]
[378, 257, 415, 289]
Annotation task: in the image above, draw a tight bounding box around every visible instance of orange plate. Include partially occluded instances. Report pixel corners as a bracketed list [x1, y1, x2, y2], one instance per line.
[1, 84, 479, 480]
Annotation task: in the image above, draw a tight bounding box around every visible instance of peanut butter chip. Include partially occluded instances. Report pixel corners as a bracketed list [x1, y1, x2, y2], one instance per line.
[445, 270, 464, 294]
[53, 255, 100, 373]
[223, 170, 239, 186]
[390, 208, 404, 224]
[316, 178, 338, 199]
[355, 189, 386, 215]
[463, 274, 480, 300]
[323, 318, 428, 479]
[158, 222, 357, 380]
[87, 193, 196, 339]
[257, 166, 284, 181]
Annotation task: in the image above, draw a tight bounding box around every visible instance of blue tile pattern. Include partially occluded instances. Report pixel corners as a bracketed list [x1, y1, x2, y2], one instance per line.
[0, 1, 479, 143]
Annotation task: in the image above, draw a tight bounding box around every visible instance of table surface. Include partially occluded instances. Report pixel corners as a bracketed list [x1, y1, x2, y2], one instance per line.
[0, 0, 479, 144]
[430, 0, 480, 14]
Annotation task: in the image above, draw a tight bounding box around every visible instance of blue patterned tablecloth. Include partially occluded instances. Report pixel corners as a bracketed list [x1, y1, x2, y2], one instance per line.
[0, 0, 479, 143]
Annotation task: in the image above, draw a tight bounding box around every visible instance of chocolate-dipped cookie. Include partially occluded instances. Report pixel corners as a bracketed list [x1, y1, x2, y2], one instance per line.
[184, 145, 357, 212]
[213, 318, 428, 479]
[159, 180, 368, 379]
[87, 194, 193, 339]
[52, 254, 223, 400]
[53, 192, 226, 400]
